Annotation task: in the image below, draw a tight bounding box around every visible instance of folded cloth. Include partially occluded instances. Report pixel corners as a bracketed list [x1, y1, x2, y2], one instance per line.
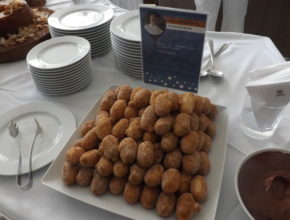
[245, 62, 290, 129]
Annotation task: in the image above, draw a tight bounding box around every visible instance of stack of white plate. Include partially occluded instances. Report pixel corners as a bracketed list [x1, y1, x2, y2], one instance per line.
[110, 10, 142, 78]
[27, 36, 92, 96]
[48, 4, 114, 57]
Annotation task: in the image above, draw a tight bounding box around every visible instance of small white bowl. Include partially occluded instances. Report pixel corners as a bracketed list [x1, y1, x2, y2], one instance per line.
[235, 147, 290, 220]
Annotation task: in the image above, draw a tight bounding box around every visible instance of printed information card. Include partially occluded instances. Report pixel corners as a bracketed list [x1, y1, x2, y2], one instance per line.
[140, 5, 207, 92]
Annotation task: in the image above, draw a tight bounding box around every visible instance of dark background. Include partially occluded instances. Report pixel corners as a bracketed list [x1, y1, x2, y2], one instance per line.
[144, 0, 290, 58]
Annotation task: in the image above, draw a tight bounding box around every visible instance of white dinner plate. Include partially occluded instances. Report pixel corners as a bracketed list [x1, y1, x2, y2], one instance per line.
[35, 69, 91, 90]
[49, 22, 111, 36]
[50, 28, 111, 41]
[32, 68, 90, 88]
[27, 36, 90, 70]
[111, 32, 141, 46]
[110, 10, 141, 42]
[114, 54, 142, 68]
[48, 4, 114, 31]
[37, 79, 91, 96]
[0, 102, 76, 176]
[28, 53, 91, 74]
[112, 45, 142, 59]
[111, 40, 141, 53]
[42, 86, 228, 220]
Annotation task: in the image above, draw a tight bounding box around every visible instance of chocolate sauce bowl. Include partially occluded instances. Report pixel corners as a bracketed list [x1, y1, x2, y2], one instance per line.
[235, 148, 290, 220]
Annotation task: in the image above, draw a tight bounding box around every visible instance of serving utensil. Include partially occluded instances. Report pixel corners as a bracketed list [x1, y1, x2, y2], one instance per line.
[200, 40, 229, 77]
[8, 117, 42, 190]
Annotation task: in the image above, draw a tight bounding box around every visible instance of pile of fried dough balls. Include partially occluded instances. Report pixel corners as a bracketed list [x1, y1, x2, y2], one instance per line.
[62, 85, 217, 220]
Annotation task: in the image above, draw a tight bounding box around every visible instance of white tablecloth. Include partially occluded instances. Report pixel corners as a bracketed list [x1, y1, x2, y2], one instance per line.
[0, 1, 286, 219]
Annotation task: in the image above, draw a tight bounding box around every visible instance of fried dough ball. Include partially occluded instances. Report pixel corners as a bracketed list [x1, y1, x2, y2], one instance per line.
[72, 138, 82, 148]
[80, 128, 99, 151]
[176, 193, 201, 220]
[178, 173, 192, 194]
[138, 107, 146, 117]
[65, 146, 85, 165]
[205, 121, 216, 138]
[193, 95, 204, 115]
[202, 97, 211, 115]
[102, 135, 119, 162]
[163, 150, 182, 169]
[197, 131, 205, 151]
[190, 175, 208, 202]
[90, 172, 109, 196]
[123, 182, 142, 204]
[79, 149, 102, 167]
[173, 113, 191, 137]
[143, 132, 158, 143]
[124, 106, 138, 119]
[95, 111, 109, 123]
[129, 88, 151, 108]
[80, 120, 95, 136]
[149, 89, 167, 106]
[202, 134, 212, 153]
[126, 117, 143, 140]
[156, 192, 176, 217]
[110, 99, 127, 123]
[109, 177, 127, 195]
[198, 114, 210, 132]
[198, 152, 211, 176]
[190, 112, 199, 131]
[161, 168, 180, 193]
[119, 138, 138, 164]
[141, 186, 160, 209]
[144, 164, 164, 187]
[129, 87, 142, 101]
[154, 144, 164, 164]
[112, 118, 129, 139]
[113, 160, 129, 178]
[76, 167, 94, 186]
[182, 152, 201, 175]
[137, 141, 155, 168]
[95, 116, 112, 140]
[99, 89, 116, 112]
[62, 162, 79, 185]
[154, 93, 172, 117]
[140, 106, 158, 133]
[160, 132, 178, 152]
[179, 92, 195, 114]
[117, 85, 132, 102]
[154, 115, 174, 135]
[128, 163, 146, 185]
[167, 92, 179, 112]
[180, 131, 199, 154]
[96, 156, 113, 176]
[207, 103, 218, 121]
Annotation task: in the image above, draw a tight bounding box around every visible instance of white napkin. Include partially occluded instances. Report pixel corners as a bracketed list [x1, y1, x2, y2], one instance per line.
[245, 62, 290, 129]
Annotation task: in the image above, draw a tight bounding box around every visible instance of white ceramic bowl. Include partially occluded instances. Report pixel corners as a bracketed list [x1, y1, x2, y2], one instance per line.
[235, 147, 290, 220]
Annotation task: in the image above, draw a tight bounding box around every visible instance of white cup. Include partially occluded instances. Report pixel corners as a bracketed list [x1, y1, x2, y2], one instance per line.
[240, 94, 287, 139]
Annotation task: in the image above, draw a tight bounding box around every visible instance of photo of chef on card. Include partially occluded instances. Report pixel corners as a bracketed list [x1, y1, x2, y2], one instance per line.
[140, 5, 207, 92]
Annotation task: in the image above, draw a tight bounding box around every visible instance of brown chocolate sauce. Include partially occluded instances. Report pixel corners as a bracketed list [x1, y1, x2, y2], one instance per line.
[238, 151, 290, 220]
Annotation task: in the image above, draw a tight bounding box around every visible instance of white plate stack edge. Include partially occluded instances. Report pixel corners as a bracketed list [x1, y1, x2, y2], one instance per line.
[48, 4, 114, 57]
[110, 10, 143, 78]
[26, 36, 92, 96]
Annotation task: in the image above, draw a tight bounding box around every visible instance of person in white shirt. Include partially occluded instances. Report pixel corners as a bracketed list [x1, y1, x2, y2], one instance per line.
[194, 0, 248, 32]
[144, 13, 164, 36]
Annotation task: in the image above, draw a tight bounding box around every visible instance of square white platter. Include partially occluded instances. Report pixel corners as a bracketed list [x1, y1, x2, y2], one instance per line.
[42, 87, 229, 220]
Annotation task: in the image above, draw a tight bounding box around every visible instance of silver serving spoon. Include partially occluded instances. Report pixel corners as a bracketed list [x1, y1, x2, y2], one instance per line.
[8, 117, 42, 191]
[200, 40, 229, 77]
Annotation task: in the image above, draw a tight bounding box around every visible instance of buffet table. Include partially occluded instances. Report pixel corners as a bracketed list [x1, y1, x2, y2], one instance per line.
[0, 1, 287, 220]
